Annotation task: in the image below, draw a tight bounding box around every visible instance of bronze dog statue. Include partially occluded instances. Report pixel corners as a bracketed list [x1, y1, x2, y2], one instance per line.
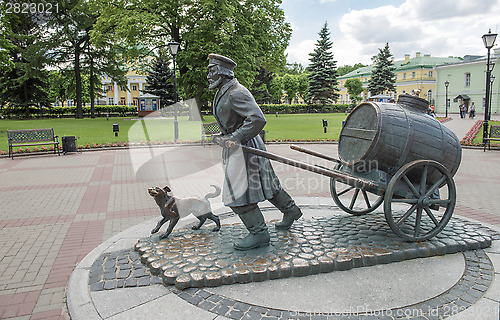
[148, 185, 221, 239]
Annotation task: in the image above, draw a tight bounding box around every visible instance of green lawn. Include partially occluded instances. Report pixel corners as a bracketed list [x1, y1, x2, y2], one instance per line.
[472, 121, 500, 145]
[0, 113, 348, 153]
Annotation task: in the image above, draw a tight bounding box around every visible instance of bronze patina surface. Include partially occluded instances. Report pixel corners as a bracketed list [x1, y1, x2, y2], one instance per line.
[135, 206, 492, 290]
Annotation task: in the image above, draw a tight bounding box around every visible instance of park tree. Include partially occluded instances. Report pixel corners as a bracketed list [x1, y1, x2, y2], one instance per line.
[337, 63, 366, 76]
[91, 0, 291, 111]
[296, 73, 309, 103]
[282, 74, 298, 104]
[0, 8, 50, 117]
[251, 66, 274, 104]
[269, 75, 284, 104]
[142, 55, 175, 106]
[307, 22, 339, 105]
[46, 0, 126, 118]
[368, 43, 396, 96]
[344, 78, 364, 105]
[47, 70, 73, 107]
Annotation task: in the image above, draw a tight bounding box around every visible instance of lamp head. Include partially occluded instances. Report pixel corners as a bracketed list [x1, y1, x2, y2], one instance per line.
[482, 29, 497, 49]
[168, 42, 180, 56]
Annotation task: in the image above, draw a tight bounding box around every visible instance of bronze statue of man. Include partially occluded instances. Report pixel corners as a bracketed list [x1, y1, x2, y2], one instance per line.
[207, 53, 302, 251]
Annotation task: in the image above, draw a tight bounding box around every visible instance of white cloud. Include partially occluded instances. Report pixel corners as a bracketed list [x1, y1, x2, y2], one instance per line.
[285, 39, 316, 67]
[335, 0, 500, 65]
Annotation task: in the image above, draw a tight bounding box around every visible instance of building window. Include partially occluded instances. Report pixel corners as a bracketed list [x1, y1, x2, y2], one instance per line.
[107, 85, 113, 92]
[465, 73, 471, 87]
[67, 100, 73, 106]
[394, 74, 398, 80]
[411, 72, 416, 78]
[108, 97, 114, 105]
[403, 73, 407, 79]
[427, 90, 433, 103]
[429, 71, 434, 77]
[132, 85, 138, 91]
[120, 86, 126, 91]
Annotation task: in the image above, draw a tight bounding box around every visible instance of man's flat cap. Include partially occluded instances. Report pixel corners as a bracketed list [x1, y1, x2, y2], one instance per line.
[208, 53, 237, 70]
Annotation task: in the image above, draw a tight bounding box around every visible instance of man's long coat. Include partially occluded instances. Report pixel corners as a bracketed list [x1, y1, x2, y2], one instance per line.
[213, 79, 282, 207]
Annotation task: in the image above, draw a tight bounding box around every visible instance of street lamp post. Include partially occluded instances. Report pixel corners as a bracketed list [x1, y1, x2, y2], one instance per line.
[482, 29, 497, 148]
[444, 81, 449, 118]
[168, 41, 180, 142]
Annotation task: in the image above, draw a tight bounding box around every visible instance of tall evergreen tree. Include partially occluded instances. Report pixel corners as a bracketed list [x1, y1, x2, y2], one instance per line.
[368, 43, 396, 96]
[142, 56, 175, 106]
[307, 22, 339, 105]
[0, 10, 50, 118]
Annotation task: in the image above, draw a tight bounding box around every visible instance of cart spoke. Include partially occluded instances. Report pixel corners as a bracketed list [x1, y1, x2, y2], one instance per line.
[414, 207, 423, 237]
[402, 175, 420, 198]
[392, 198, 419, 204]
[424, 207, 440, 226]
[349, 189, 360, 209]
[419, 165, 428, 194]
[362, 190, 372, 208]
[337, 186, 355, 197]
[396, 204, 417, 226]
[424, 176, 447, 199]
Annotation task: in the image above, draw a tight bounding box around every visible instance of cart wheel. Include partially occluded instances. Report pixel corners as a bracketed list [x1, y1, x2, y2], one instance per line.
[384, 160, 456, 241]
[330, 164, 384, 215]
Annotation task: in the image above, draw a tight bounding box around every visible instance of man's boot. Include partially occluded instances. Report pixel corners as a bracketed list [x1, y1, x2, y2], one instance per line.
[232, 206, 270, 251]
[269, 189, 303, 230]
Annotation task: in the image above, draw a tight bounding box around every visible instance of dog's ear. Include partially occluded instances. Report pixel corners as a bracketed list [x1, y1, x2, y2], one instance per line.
[164, 186, 171, 192]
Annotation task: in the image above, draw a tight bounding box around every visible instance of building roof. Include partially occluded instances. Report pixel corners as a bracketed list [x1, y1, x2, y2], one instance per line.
[137, 93, 160, 99]
[339, 66, 373, 79]
[339, 54, 463, 79]
[394, 56, 463, 71]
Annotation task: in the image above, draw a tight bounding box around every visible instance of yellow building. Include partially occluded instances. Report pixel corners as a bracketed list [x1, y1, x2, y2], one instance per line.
[338, 52, 463, 104]
[100, 57, 153, 106]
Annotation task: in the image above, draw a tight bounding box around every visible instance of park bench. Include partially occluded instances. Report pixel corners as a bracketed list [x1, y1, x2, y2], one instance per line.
[7, 128, 60, 159]
[201, 121, 220, 147]
[484, 125, 500, 151]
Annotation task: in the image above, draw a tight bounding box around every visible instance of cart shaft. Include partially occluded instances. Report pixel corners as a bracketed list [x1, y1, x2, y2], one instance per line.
[290, 145, 342, 163]
[239, 145, 384, 193]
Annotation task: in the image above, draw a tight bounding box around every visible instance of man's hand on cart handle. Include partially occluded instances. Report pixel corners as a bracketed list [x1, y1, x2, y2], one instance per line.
[225, 140, 238, 148]
[212, 134, 239, 149]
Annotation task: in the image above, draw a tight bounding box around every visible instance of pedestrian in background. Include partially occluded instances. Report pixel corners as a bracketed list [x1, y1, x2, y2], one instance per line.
[469, 102, 476, 119]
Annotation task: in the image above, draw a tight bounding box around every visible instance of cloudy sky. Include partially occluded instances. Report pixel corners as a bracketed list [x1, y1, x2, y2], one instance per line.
[280, 0, 500, 67]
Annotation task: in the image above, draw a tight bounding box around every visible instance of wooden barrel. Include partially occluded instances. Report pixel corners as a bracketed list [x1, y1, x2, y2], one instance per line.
[338, 95, 461, 178]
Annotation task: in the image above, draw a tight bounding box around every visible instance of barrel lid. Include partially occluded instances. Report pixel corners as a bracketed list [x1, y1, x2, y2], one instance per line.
[339, 103, 379, 164]
[397, 94, 429, 112]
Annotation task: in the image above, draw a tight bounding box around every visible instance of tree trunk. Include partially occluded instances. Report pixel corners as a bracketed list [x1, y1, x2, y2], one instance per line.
[75, 46, 83, 119]
[23, 83, 30, 119]
[90, 56, 95, 118]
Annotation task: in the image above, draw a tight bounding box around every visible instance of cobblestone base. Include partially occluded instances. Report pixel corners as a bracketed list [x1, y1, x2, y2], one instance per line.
[89, 248, 496, 319]
[134, 206, 494, 290]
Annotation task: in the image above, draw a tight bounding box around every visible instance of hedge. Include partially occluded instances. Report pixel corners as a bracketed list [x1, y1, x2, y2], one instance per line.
[0, 105, 138, 118]
[259, 104, 351, 114]
[1, 103, 352, 118]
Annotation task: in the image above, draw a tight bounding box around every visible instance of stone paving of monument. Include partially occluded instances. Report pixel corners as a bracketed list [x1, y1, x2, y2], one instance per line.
[86, 205, 499, 319]
[89, 206, 496, 291]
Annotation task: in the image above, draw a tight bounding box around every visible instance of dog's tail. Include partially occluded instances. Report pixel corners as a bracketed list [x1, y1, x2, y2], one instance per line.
[204, 185, 221, 200]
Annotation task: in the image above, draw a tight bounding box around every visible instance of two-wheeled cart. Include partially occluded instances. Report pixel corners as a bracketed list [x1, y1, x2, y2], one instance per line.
[240, 95, 462, 242]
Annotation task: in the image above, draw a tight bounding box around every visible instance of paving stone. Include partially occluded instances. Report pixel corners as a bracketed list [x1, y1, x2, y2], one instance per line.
[134, 213, 495, 290]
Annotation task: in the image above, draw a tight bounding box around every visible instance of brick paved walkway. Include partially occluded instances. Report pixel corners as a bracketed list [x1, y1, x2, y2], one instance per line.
[0, 116, 499, 319]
